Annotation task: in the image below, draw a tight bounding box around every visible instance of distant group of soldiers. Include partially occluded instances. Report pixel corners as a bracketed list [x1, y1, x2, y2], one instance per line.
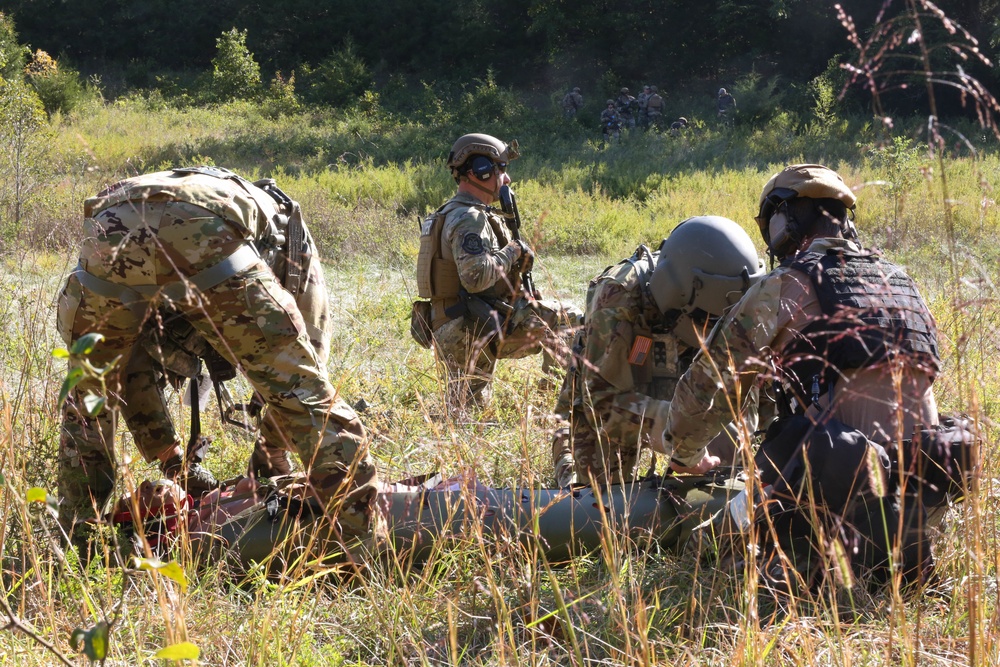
[562, 85, 738, 139]
[57, 132, 976, 598]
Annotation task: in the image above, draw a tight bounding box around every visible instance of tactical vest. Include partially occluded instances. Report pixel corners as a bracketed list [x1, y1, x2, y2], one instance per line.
[575, 246, 690, 404]
[778, 248, 940, 406]
[646, 94, 663, 113]
[416, 200, 510, 330]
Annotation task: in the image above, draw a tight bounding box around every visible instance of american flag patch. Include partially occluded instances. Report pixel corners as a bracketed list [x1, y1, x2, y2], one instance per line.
[629, 335, 652, 365]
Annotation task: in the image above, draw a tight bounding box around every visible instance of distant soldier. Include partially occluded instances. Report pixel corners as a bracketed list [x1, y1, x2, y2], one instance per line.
[561, 87, 584, 120]
[413, 134, 581, 409]
[669, 117, 688, 137]
[645, 86, 665, 129]
[550, 216, 765, 487]
[57, 167, 379, 557]
[615, 87, 637, 128]
[636, 85, 653, 126]
[717, 87, 737, 126]
[600, 100, 622, 142]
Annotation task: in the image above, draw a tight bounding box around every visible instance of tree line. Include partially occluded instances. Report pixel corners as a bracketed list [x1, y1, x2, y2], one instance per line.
[1, 0, 998, 110]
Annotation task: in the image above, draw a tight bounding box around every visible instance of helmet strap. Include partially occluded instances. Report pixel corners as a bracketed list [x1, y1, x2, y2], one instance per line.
[459, 173, 497, 200]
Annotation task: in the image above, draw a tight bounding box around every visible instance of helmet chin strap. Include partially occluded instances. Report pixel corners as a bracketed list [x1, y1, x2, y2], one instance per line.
[459, 173, 498, 201]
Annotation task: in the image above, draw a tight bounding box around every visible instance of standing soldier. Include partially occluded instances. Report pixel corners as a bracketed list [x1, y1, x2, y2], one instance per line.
[600, 100, 622, 143]
[56, 167, 379, 558]
[716, 87, 737, 126]
[615, 87, 637, 128]
[561, 87, 584, 120]
[551, 216, 765, 487]
[636, 85, 653, 127]
[413, 134, 581, 409]
[645, 86, 665, 130]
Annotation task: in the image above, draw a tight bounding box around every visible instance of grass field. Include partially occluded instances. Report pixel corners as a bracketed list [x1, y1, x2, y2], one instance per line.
[0, 94, 999, 665]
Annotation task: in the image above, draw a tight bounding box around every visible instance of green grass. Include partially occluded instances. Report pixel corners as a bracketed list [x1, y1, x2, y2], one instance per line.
[1, 96, 999, 665]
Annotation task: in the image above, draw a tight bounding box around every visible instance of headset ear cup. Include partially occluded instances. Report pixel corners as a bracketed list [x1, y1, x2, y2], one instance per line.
[469, 156, 495, 181]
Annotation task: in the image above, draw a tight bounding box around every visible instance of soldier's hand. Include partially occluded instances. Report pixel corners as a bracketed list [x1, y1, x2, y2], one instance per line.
[516, 240, 535, 273]
[669, 452, 721, 475]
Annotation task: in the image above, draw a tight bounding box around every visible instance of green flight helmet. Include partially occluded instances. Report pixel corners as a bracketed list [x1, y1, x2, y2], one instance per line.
[649, 216, 765, 348]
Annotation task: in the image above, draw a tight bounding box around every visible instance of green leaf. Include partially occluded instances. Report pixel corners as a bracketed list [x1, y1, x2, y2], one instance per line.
[57, 367, 85, 406]
[69, 621, 109, 661]
[26, 487, 48, 504]
[52, 347, 70, 359]
[82, 392, 106, 416]
[134, 557, 189, 592]
[0, 471, 5, 486]
[70, 332, 104, 356]
[154, 642, 200, 660]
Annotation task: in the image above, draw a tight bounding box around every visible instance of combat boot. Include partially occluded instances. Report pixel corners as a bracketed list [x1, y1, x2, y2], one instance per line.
[161, 454, 220, 497]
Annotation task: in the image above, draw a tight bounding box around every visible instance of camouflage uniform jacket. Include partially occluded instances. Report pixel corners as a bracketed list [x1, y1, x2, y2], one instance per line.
[664, 237, 935, 465]
[557, 248, 694, 455]
[440, 191, 522, 305]
[562, 91, 583, 112]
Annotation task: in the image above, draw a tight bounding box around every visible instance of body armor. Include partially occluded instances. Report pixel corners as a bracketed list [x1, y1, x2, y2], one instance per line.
[415, 201, 512, 330]
[778, 248, 940, 407]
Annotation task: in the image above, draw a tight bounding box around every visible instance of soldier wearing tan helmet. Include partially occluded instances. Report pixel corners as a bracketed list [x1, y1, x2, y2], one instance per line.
[550, 216, 765, 487]
[413, 133, 582, 409]
[615, 87, 637, 128]
[663, 164, 955, 594]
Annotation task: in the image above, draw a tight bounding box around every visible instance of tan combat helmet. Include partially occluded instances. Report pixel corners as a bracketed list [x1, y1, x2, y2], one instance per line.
[755, 164, 857, 254]
[447, 133, 519, 179]
[649, 216, 765, 347]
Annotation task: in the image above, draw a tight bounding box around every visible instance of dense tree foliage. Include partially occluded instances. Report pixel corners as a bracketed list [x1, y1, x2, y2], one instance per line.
[0, 0, 997, 113]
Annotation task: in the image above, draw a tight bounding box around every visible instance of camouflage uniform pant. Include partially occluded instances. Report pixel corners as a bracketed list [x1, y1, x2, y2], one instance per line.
[554, 416, 646, 486]
[126, 245, 334, 475]
[56, 200, 377, 550]
[432, 297, 582, 409]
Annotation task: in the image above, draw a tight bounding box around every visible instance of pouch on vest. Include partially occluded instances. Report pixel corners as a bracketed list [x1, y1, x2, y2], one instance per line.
[410, 300, 434, 349]
[884, 416, 978, 509]
[629, 332, 680, 399]
[416, 211, 460, 301]
[445, 289, 509, 342]
[752, 415, 894, 590]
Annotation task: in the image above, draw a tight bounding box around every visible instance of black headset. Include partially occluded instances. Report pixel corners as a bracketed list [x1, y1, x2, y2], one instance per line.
[467, 155, 497, 181]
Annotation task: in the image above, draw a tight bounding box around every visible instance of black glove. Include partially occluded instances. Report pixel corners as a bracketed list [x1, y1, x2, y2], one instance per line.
[517, 240, 535, 274]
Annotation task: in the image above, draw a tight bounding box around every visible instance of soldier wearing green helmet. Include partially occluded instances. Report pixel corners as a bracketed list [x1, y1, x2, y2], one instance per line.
[550, 215, 765, 487]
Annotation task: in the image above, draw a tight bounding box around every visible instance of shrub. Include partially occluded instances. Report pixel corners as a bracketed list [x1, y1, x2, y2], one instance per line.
[299, 39, 371, 107]
[23, 49, 94, 115]
[210, 28, 262, 102]
[0, 11, 28, 81]
[0, 77, 48, 250]
[260, 70, 301, 118]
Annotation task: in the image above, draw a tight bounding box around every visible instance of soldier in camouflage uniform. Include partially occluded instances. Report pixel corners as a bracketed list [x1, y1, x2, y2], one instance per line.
[415, 134, 582, 409]
[551, 216, 765, 487]
[56, 167, 378, 554]
[133, 179, 332, 481]
[561, 87, 584, 120]
[663, 165, 950, 591]
[664, 164, 939, 472]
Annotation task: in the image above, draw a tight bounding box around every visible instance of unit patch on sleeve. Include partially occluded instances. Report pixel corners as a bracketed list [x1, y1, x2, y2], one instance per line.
[462, 233, 486, 255]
